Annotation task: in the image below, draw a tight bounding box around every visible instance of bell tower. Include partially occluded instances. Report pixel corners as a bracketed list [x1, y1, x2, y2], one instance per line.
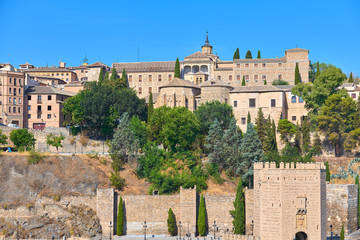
[201, 31, 213, 54]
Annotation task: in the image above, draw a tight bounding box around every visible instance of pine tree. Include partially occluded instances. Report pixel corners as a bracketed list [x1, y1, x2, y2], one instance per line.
[264, 79, 267, 85]
[242, 76, 246, 86]
[354, 97, 360, 129]
[313, 133, 322, 156]
[231, 178, 245, 234]
[255, 108, 266, 146]
[301, 117, 311, 153]
[174, 58, 181, 78]
[316, 61, 320, 79]
[223, 118, 242, 175]
[325, 162, 331, 182]
[110, 67, 117, 82]
[205, 119, 225, 168]
[167, 208, 176, 236]
[197, 193, 206, 236]
[295, 62, 301, 85]
[117, 196, 124, 235]
[247, 112, 251, 124]
[240, 123, 264, 183]
[98, 67, 104, 83]
[245, 50, 252, 59]
[294, 123, 302, 153]
[257, 50, 261, 59]
[349, 72, 354, 83]
[147, 92, 154, 123]
[340, 224, 345, 240]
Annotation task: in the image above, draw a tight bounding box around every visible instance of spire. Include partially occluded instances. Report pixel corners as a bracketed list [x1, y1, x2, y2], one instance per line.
[205, 31, 209, 44]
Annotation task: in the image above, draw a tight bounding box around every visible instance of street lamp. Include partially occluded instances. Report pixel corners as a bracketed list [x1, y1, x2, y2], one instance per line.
[330, 225, 333, 240]
[213, 221, 217, 239]
[109, 221, 113, 240]
[143, 221, 147, 240]
[178, 221, 182, 240]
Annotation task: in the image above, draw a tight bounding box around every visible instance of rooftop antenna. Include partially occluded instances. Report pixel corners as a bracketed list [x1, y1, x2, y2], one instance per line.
[83, 54, 88, 64]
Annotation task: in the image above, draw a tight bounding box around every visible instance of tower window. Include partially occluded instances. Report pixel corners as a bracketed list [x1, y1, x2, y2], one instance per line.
[149, 75, 152, 82]
[249, 98, 256, 108]
[236, 75, 240, 81]
[234, 101, 238, 107]
[139, 75, 142, 82]
[229, 75, 232, 81]
[158, 75, 162, 81]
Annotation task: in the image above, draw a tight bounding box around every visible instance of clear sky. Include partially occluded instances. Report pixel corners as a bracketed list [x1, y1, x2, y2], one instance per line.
[0, 0, 359, 76]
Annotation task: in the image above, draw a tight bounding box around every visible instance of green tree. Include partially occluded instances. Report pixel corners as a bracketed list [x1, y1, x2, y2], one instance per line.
[264, 79, 267, 85]
[46, 133, 65, 153]
[121, 69, 128, 88]
[197, 193, 206, 236]
[233, 48, 240, 60]
[174, 58, 181, 78]
[325, 162, 330, 182]
[257, 50, 261, 59]
[272, 79, 289, 85]
[194, 101, 233, 135]
[340, 224, 344, 240]
[167, 208, 176, 236]
[231, 178, 245, 234]
[255, 108, 266, 146]
[148, 92, 154, 123]
[301, 117, 311, 153]
[98, 66, 105, 84]
[355, 176, 360, 228]
[294, 124, 302, 153]
[292, 66, 347, 115]
[110, 67, 117, 82]
[263, 118, 278, 154]
[277, 119, 296, 143]
[148, 106, 170, 143]
[242, 76, 246, 86]
[247, 112, 251, 124]
[0, 130, 7, 145]
[117, 196, 124, 235]
[206, 119, 225, 168]
[349, 72, 354, 83]
[245, 50, 252, 59]
[10, 129, 35, 151]
[317, 94, 356, 157]
[315, 61, 320, 79]
[63, 91, 86, 129]
[312, 133, 323, 156]
[130, 116, 147, 148]
[280, 143, 304, 163]
[295, 62, 301, 85]
[240, 123, 264, 183]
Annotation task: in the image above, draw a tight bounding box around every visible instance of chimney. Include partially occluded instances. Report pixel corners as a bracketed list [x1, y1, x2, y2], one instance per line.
[59, 62, 66, 68]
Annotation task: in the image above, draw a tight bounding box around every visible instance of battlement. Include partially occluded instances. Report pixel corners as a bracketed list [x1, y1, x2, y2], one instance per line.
[253, 162, 325, 170]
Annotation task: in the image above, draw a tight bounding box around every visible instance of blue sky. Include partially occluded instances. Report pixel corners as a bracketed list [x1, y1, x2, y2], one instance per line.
[0, 0, 359, 76]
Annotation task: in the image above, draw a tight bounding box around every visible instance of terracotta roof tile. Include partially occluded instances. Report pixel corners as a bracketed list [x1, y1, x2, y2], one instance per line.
[113, 61, 175, 73]
[26, 86, 76, 96]
[234, 57, 286, 63]
[231, 85, 293, 93]
[160, 77, 200, 89]
[200, 78, 233, 88]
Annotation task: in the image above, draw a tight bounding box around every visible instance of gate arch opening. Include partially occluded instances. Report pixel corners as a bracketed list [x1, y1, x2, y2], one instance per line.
[295, 231, 308, 240]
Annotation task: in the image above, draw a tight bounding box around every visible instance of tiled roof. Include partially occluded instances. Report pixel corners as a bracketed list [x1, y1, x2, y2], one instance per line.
[26, 86, 76, 96]
[88, 61, 109, 68]
[28, 74, 62, 80]
[285, 48, 309, 53]
[200, 78, 233, 88]
[19, 62, 34, 66]
[185, 51, 211, 59]
[113, 61, 175, 73]
[160, 77, 200, 89]
[233, 57, 286, 63]
[231, 85, 293, 93]
[22, 67, 73, 72]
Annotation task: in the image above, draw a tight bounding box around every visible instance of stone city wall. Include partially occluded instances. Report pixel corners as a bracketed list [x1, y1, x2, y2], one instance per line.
[222, 233, 260, 240]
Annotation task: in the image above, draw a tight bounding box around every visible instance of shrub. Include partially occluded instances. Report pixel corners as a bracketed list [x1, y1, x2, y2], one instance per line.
[167, 208, 176, 236]
[69, 137, 76, 145]
[26, 203, 35, 210]
[52, 194, 60, 201]
[272, 79, 289, 85]
[110, 172, 126, 190]
[28, 151, 43, 165]
[79, 135, 89, 147]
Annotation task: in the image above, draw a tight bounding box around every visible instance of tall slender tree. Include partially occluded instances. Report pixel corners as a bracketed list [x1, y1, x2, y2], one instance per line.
[242, 76, 246, 86]
[117, 196, 124, 235]
[312, 133, 323, 156]
[98, 67, 104, 83]
[325, 162, 330, 182]
[340, 224, 345, 240]
[245, 50, 252, 59]
[294, 123, 302, 153]
[247, 112, 251, 124]
[257, 50, 261, 59]
[174, 58, 181, 78]
[264, 117, 278, 153]
[197, 193, 206, 236]
[255, 108, 266, 146]
[231, 178, 245, 234]
[110, 67, 117, 82]
[315, 61, 320, 79]
[355, 175, 360, 228]
[295, 62, 301, 85]
[167, 208, 176, 236]
[264, 79, 267, 85]
[233, 48, 240, 60]
[121, 68, 128, 88]
[349, 72, 354, 83]
[147, 92, 154, 123]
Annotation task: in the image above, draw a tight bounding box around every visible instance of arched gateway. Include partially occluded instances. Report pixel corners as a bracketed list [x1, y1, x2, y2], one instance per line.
[295, 231, 308, 240]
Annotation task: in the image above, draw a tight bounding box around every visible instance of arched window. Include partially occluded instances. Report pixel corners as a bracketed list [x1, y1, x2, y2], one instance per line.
[299, 97, 304, 103]
[291, 96, 297, 103]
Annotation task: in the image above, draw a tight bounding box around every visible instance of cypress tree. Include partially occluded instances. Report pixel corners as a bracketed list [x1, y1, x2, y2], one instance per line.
[110, 67, 117, 82]
[242, 76, 246, 86]
[313, 133, 322, 156]
[117, 196, 124, 235]
[255, 108, 266, 146]
[104, 72, 110, 82]
[295, 62, 301, 85]
[349, 72, 354, 83]
[121, 68, 128, 88]
[197, 193, 206, 236]
[325, 162, 331, 182]
[98, 67, 104, 83]
[247, 112, 251, 124]
[174, 58, 181, 78]
[356, 175, 360, 228]
[245, 50, 252, 59]
[264, 117, 278, 153]
[294, 124, 302, 153]
[233, 48, 240, 60]
[257, 50, 261, 59]
[301, 117, 311, 153]
[147, 92, 154, 123]
[232, 178, 245, 234]
[167, 208, 176, 236]
[316, 61, 320, 79]
[264, 79, 267, 85]
[340, 224, 345, 240]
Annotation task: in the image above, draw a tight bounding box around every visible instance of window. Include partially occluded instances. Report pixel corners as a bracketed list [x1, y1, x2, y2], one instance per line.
[28, 106, 31, 110]
[13, 88, 16, 96]
[236, 75, 240, 81]
[217, 76, 221, 80]
[18, 98, 21, 104]
[9, 87, 11, 94]
[61, 73, 64, 76]
[14, 79, 16, 86]
[236, 64, 240, 68]
[292, 116, 297, 121]
[37, 95, 42, 101]
[48, 95, 52, 100]
[66, 73, 69, 76]
[19, 79, 21, 85]
[245, 75, 249, 82]
[149, 87, 152, 93]
[28, 114, 31, 119]
[47, 114, 51, 119]
[37, 114, 41, 119]
[48, 105, 52, 111]
[299, 97, 304, 103]
[57, 73, 59, 76]
[234, 101, 238, 107]
[139, 75, 142, 82]
[28, 95, 31, 100]
[278, 63, 282, 67]
[278, 74, 283, 80]
[158, 87, 161, 92]
[168, 74, 172, 81]
[66, 78, 69, 81]
[158, 75, 162, 81]
[262, 63, 266, 68]
[271, 99, 276, 107]
[254, 75, 258, 82]
[9, 97, 11, 104]
[37, 106, 41, 111]
[13, 98, 16, 105]
[18, 89, 21, 94]
[229, 75, 232, 81]
[81, 70, 84, 73]
[249, 98, 256, 108]
[9, 78, 12, 84]
[13, 107, 16, 113]
[262, 75, 266, 81]
[129, 75, 132, 82]
[351, 93, 356, 99]
[241, 117, 246, 125]
[245, 63, 249, 68]
[139, 87, 142, 94]
[254, 63, 258, 68]
[149, 75, 152, 82]
[292, 96, 297, 103]
[18, 107, 20, 113]
[9, 107, 11, 113]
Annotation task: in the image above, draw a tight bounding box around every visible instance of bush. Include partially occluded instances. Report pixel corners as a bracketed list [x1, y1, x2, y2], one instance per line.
[10, 129, 35, 151]
[110, 172, 126, 190]
[167, 208, 176, 236]
[52, 194, 61, 201]
[79, 135, 89, 147]
[28, 151, 43, 165]
[272, 79, 289, 85]
[205, 163, 224, 185]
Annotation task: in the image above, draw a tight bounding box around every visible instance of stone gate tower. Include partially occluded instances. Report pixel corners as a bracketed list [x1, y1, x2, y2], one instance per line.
[253, 162, 326, 240]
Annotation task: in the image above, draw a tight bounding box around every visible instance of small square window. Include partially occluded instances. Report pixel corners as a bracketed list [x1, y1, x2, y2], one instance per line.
[245, 75, 249, 82]
[129, 75, 132, 82]
[234, 101, 238, 107]
[262, 63, 266, 68]
[254, 75, 258, 82]
[28, 114, 31, 119]
[168, 74, 172, 81]
[292, 116, 297, 121]
[48, 95, 52, 100]
[48, 105, 52, 111]
[292, 96, 297, 103]
[139, 87, 142, 94]
[217, 76, 221, 80]
[38, 106, 41, 111]
[278, 63, 282, 67]
[229, 75, 233, 81]
[351, 94, 356, 99]
[299, 97, 304, 103]
[271, 99, 276, 107]
[47, 114, 51, 119]
[149, 87, 152, 94]
[37, 114, 41, 119]
[254, 63, 258, 68]
[236, 75, 240, 81]
[8, 107, 11, 113]
[28, 95, 31, 101]
[249, 99, 256, 108]
[13, 107, 16, 113]
[28, 106, 31, 110]
[262, 75, 266, 80]
[241, 117, 246, 125]
[149, 75, 152, 82]
[158, 75, 162, 81]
